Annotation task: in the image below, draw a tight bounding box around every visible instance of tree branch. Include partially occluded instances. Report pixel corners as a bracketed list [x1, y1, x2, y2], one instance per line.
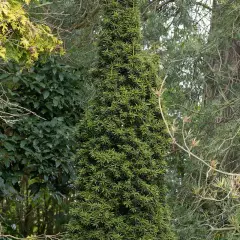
[157, 76, 240, 177]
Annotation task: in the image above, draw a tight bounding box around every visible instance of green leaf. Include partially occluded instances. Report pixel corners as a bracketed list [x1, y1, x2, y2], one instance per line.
[20, 140, 27, 148]
[33, 101, 39, 108]
[36, 75, 45, 81]
[0, 73, 10, 80]
[4, 142, 15, 151]
[53, 97, 59, 106]
[59, 73, 64, 81]
[0, 177, 5, 187]
[43, 90, 50, 99]
[56, 160, 61, 168]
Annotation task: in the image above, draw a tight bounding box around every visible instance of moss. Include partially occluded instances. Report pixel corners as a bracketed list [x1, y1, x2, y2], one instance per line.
[67, 0, 176, 239]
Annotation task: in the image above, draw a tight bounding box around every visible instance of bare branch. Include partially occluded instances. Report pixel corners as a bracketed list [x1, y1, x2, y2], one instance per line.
[157, 76, 240, 177]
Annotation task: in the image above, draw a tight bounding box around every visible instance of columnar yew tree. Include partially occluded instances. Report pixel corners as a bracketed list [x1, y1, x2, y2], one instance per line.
[67, 0, 175, 239]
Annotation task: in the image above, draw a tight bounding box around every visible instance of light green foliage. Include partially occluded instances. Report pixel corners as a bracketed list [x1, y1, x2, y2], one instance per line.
[0, 0, 63, 64]
[67, 0, 175, 239]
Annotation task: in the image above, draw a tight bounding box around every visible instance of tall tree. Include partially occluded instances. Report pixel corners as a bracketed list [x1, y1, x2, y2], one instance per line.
[144, 1, 240, 239]
[67, 0, 175, 239]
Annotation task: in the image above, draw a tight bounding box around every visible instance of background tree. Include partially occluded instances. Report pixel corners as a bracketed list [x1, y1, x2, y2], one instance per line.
[141, 0, 240, 239]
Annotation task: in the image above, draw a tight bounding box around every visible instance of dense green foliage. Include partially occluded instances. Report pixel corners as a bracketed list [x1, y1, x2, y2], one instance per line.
[1, 0, 240, 239]
[0, 58, 86, 236]
[67, 0, 175, 239]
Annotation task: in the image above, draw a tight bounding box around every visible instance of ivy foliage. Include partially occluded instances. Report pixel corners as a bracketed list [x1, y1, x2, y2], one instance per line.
[67, 0, 175, 239]
[0, 0, 63, 64]
[0, 58, 85, 198]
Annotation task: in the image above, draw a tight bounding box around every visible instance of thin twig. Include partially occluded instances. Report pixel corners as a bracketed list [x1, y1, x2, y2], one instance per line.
[157, 76, 240, 177]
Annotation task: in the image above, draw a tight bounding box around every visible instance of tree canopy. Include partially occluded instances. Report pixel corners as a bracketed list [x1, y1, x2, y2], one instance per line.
[0, 0, 63, 64]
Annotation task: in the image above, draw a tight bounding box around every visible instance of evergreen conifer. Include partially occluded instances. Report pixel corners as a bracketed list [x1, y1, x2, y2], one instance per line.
[67, 0, 175, 239]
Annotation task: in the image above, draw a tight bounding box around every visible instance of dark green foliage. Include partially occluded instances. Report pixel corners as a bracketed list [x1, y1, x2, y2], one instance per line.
[0, 58, 84, 196]
[0, 58, 87, 235]
[67, 0, 175, 239]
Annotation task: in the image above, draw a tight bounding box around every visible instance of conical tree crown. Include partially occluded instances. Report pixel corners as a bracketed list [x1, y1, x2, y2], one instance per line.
[67, 0, 175, 239]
